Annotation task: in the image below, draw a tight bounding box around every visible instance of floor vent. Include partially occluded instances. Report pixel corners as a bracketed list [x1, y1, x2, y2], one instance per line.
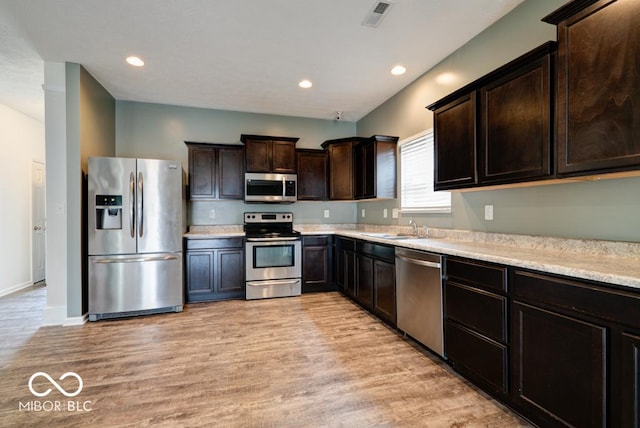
[362, 0, 394, 27]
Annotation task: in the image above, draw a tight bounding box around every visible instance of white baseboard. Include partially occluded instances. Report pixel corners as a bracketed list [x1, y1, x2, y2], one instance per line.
[63, 313, 88, 326]
[0, 281, 33, 298]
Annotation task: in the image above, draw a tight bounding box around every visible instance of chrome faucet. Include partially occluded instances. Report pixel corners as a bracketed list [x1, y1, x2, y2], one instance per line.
[408, 217, 418, 236]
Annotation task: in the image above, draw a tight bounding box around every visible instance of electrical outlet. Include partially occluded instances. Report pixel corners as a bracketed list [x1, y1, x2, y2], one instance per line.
[484, 205, 494, 221]
[55, 203, 65, 215]
[323, 209, 330, 218]
[361, 209, 366, 218]
[209, 209, 216, 219]
[392, 208, 399, 219]
[383, 208, 388, 218]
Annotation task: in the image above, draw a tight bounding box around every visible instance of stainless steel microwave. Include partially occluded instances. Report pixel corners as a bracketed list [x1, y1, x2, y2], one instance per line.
[245, 172, 297, 203]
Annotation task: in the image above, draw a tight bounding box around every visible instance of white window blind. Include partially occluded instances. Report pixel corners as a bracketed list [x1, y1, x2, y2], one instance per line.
[400, 131, 451, 213]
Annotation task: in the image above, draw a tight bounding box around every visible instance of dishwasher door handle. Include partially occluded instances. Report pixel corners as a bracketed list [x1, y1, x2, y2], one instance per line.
[395, 254, 441, 269]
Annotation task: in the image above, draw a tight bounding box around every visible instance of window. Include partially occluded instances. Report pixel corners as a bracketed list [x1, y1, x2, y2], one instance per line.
[399, 130, 451, 213]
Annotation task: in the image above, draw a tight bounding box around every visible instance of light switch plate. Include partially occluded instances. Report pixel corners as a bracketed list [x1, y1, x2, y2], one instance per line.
[383, 208, 388, 218]
[361, 209, 366, 218]
[392, 208, 399, 219]
[484, 205, 494, 221]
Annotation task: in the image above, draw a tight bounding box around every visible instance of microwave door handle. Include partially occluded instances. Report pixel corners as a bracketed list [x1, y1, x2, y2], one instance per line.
[282, 176, 286, 197]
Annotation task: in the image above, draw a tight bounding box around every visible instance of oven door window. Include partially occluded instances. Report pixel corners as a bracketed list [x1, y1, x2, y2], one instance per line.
[253, 244, 295, 268]
[246, 180, 283, 196]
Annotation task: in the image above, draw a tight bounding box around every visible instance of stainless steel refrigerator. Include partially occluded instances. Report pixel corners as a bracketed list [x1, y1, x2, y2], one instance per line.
[88, 157, 184, 321]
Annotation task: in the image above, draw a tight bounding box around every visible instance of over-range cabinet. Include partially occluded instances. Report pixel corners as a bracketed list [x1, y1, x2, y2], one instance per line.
[87, 157, 184, 321]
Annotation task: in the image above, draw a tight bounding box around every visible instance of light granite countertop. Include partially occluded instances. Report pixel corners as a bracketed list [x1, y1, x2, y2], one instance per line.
[185, 224, 640, 291]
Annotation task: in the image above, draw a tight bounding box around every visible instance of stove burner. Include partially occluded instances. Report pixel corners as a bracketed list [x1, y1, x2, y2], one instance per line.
[243, 212, 299, 240]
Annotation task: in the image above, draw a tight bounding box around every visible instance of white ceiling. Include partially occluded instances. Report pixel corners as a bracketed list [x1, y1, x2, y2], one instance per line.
[0, 0, 523, 123]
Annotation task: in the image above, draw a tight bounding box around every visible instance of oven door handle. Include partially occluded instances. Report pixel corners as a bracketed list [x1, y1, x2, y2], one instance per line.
[246, 237, 300, 242]
[247, 279, 301, 287]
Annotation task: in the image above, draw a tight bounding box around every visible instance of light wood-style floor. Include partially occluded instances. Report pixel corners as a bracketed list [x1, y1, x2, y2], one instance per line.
[0, 288, 529, 427]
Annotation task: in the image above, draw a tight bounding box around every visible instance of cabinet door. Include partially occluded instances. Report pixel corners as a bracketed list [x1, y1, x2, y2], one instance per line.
[554, 0, 640, 175]
[356, 255, 373, 309]
[373, 259, 395, 324]
[185, 251, 215, 302]
[328, 142, 354, 200]
[297, 150, 327, 200]
[244, 139, 271, 172]
[479, 55, 552, 184]
[217, 147, 244, 199]
[189, 146, 217, 199]
[302, 245, 329, 293]
[344, 250, 356, 297]
[511, 301, 607, 427]
[216, 249, 245, 298]
[434, 92, 477, 190]
[621, 331, 640, 428]
[272, 140, 296, 173]
[354, 140, 376, 199]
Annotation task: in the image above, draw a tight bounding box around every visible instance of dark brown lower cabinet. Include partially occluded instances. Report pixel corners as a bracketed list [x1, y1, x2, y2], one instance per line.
[355, 241, 395, 325]
[373, 259, 395, 324]
[356, 254, 373, 309]
[302, 235, 332, 293]
[336, 237, 356, 296]
[185, 238, 245, 302]
[511, 301, 607, 428]
[621, 332, 640, 427]
[444, 258, 508, 397]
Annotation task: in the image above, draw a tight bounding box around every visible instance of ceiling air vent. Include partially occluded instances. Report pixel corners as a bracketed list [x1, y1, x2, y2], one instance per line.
[362, 0, 394, 28]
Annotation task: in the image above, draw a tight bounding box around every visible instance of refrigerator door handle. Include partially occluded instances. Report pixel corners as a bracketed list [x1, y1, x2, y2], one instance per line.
[92, 255, 180, 264]
[137, 171, 144, 238]
[129, 171, 136, 238]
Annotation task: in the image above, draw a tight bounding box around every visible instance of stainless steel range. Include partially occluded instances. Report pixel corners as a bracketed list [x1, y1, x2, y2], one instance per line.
[244, 212, 302, 300]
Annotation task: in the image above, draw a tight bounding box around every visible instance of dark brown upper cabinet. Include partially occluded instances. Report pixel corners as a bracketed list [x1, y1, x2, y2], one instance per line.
[430, 92, 478, 190]
[322, 135, 398, 200]
[428, 42, 557, 191]
[322, 137, 358, 200]
[185, 142, 244, 200]
[543, 0, 640, 177]
[296, 149, 328, 200]
[240, 134, 298, 173]
[479, 43, 555, 185]
[353, 135, 398, 199]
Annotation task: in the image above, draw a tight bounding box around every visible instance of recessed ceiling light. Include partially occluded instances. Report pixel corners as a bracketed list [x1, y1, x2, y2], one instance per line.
[126, 56, 145, 67]
[298, 79, 312, 89]
[391, 65, 406, 75]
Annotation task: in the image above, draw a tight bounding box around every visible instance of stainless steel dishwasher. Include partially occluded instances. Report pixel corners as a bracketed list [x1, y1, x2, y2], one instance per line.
[395, 247, 444, 357]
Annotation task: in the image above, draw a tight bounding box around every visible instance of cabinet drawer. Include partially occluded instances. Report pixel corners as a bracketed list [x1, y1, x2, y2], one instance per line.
[446, 320, 508, 396]
[185, 238, 244, 250]
[303, 235, 331, 246]
[338, 237, 355, 252]
[446, 282, 507, 343]
[446, 258, 506, 293]
[357, 241, 394, 263]
[513, 270, 640, 329]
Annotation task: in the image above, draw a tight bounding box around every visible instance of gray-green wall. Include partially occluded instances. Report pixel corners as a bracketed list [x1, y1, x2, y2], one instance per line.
[356, 0, 640, 243]
[116, 101, 357, 225]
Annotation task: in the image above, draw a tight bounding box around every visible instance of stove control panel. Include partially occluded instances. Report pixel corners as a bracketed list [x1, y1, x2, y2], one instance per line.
[244, 212, 293, 224]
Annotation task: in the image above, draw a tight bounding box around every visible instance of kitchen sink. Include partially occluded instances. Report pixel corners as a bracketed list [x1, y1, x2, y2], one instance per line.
[361, 233, 425, 240]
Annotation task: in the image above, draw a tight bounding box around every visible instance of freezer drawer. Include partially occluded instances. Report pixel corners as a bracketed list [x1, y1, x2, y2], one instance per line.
[88, 253, 183, 321]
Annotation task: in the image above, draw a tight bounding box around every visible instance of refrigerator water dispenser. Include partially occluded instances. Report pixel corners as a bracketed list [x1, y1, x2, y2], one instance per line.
[96, 195, 122, 230]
